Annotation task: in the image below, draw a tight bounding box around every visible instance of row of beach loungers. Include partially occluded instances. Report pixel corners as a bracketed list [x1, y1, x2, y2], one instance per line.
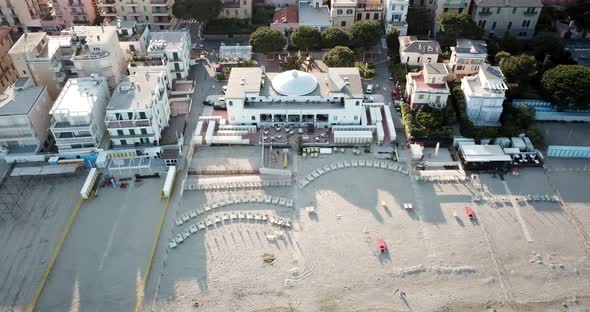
[481, 194, 560, 203]
[175, 195, 295, 226]
[299, 160, 408, 189]
[185, 179, 292, 191]
[415, 175, 467, 182]
[169, 213, 292, 248]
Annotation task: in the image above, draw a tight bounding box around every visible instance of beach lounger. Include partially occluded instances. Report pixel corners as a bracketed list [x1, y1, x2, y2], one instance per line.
[324, 165, 332, 172]
[206, 219, 214, 227]
[168, 240, 177, 249]
[337, 162, 344, 168]
[311, 171, 320, 178]
[181, 213, 190, 222]
[330, 163, 338, 170]
[189, 224, 198, 234]
[359, 160, 366, 166]
[239, 212, 246, 219]
[262, 214, 268, 221]
[197, 221, 206, 230]
[272, 197, 280, 204]
[196, 207, 204, 215]
[286, 199, 294, 207]
[284, 221, 292, 228]
[222, 214, 229, 221]
[182, 229, 191, 239]
[255, 213, 262, 220]
[352, 160, 359, 167]
[189, 210, 197, 218]
[230, 212, 237, 220]
[204, 205, 211, 212]
[270, 216, 277, 224]
[175, 234, 184, 243]
[257, 196, 264, 203]
[380, 162, 387, 168]
[175, 217, 183, 226]
[264, 196, 272, 203]
[214, 216, 222, 223]
[372, 162, 380, 168]
[279, 198, 287, 206]
[344, 161, 351, 167]
[234, 198, 242, 204]
[247, 213, 254, 220]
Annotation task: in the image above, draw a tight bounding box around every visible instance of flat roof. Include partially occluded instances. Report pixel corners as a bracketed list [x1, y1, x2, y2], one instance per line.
[0, 80, 46, 116]
[51, 76, 108, 116]
[459, 144, 512, 162]
[10, 32, 47, 54]
[225, 67, 263, 98]
[65, 25, 118, 44]
[299, 5, 331, 27]
[454, 39, 487, 55]
[108, 71, 163, 110]
[148, 31, 187, 51]
[474, 0, 542, 7]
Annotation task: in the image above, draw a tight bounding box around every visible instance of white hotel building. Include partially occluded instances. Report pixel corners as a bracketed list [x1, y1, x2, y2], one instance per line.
[225, 67, 367, 126]
[50, 75, 110, 153]
[461, 64, 508, 126]
[105, 70, 170, 147]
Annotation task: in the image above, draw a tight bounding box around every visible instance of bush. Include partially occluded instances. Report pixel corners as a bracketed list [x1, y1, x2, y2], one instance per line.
[252, 5, 275, 25]
[400, 104, 454, 139]
[355, 62, 376, 79]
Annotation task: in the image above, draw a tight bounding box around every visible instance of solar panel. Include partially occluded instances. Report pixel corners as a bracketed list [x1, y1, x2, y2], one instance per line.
[486, 66, 503, 79]
[329, 71, 346, 90]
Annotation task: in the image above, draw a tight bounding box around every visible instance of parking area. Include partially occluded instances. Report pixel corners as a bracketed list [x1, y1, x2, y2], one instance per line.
[34, 178, 165, 312]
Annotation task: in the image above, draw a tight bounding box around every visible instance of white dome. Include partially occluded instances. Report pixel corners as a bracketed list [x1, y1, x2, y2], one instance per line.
[271, 70, 318, 96]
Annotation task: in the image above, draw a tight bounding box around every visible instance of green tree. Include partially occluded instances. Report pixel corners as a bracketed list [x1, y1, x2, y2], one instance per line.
[173, 0, 222, 22]
[322, 46, 355, 67]
[529, 32, 565, 61]
[542, 65, 590, 108]
[437, 12, 482, 38]
[350, 20, 382, 49]
[321, 27, 350, 48]
[495, 51, 511, 65]
[281, 55, 303, 71]
[499, 33, 521, 54]
[291, 26, 322, 51]
[386, 27, 400, 63]
[249, 27, 287, 53]
[498, 54, 537, 84]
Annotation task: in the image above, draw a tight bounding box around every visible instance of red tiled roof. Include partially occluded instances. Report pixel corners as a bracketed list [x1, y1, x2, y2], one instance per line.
[273, 6, 299, 24]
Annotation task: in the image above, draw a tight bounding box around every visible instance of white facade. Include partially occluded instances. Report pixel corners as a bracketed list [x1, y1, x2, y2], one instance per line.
[385, 0, 408, 35]
[449, 39, 487, 79]
[399, 36, 441, 66]
[0, 77, 52, 153]
[116, 21, 150, 62]
[96, 0, 176, 30]
[461, 64, 507, 126]
[405, 63, 450, 110]
[147, 31, 191, 81]
[50, 75, 110, 153]
[433, 0, 472, 33]
[106, 70, 170, 147]
[225, 67, 368, 126]
[68, 25, 126, 90]
[470, 0, 543, 39]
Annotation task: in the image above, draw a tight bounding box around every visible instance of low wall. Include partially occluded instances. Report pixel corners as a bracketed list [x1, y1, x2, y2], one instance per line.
[259, 167, 292, 177]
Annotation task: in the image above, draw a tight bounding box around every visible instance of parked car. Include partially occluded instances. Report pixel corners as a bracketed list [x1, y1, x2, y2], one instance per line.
[388, 72, 395, 81]
[376, 239, 387, 253]
[464, 207, 475, 219]
[365, 84, 374, 94]
[222, 86, 227, 94]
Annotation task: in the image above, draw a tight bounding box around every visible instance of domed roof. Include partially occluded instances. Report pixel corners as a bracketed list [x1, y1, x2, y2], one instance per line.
[271, 70, 318, 96]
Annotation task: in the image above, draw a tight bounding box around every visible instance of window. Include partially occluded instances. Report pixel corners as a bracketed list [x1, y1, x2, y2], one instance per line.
[354, 116, 358, 120]
[140, 128, 147, 134]
[243, 0, 246, 4]
[507, 21, 512, 30]
[458, 8, 463, 13]
[435, 95, 441, 103]
[444, 8, 448, 12]
[391, 5, 395, 10]
[229, 101, 233, 106]
[341, 21, 346, 27]
[129, 129, 135, 135]
[337, 9, 343, 14]
[346, 9, 353, 14]
[117, 130, 124, 136]
[492, 21, 496, 30]
[225, 9, 229, 15]
[373, 13, 379, 20]
[418, 94, 424, 99]
[139, 112, 146, 119]
[417, 57, 421, 63]
[366, 13, 370, 19]
[512, 7, 517, 14]
[244, 9, 247, 14]
[496, 7, 500, 14]
[355, 101, 360, 106]
[251, 116, 255, 121]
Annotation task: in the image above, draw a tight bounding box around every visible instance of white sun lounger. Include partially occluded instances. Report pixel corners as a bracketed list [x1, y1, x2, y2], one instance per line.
[239, 212, 246, 219]
[271, 197, 280, 204]
[204, 205, 211, 212]
[206, 219, 214, 227]
[380, 162, 388, 168]
[222, 214, 229, 221]
[324, 165, 332, 172]
[189, 224, 198, 233]
[279, 198, 287, 206]
[247, 213, 254, 220]
[175, 217, 183, 226]
[264, 196, 272, 203]
[214, 216, 222, 223]
[255, 213, 262, 220]
[284, 221, 292, 228]
[305, 175, 315, 182]
[175, 234, 184, 243]
[181, 213, 190, 222]
[189, 210, 197, 218]
[262, 214, 268, 221]
[286, 199, 294, 207]
[330, 163, 338, 170]
[359, 160, 366, 166]
[311, 171, 320, 178]
[168, 240, 177, 249]
[317, 168, 325, 175]
[230, 212, 237, 220]
[197, 221, 206, 230]
[337, 162, 344, 168]
[372, 162, 380, 168]
[196, 207, 204, 215]
[344, 161, 351, 167]
[270, 216, 277, 224]
[352, 160, 359, 167]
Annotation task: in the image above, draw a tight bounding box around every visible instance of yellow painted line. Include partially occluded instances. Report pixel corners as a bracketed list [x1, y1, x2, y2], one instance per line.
[134, 184, 173, 312]
[27, 197, 85, 312]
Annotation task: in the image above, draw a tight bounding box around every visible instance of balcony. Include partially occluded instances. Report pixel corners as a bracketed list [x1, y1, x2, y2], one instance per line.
[97, 0, 116, 6]
[51, 120, 91, 130]
[523, 10, 538, 16]
[478, 10, 492, 16]
[153, 17, 173, 25]
[124, 0, 140, 6]
[150, 0, 171, 6]
[106, 119, 152, 128]
[151, 9, 170, 15]
[100, 8, 118, 16]
[443, 0, 466, 8]
[55, 135, 95, 144]
[51, 61, 63, 73]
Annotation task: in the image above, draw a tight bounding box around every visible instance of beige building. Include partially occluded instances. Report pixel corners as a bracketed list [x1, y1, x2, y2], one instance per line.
[50, 0, 97, 26]
[0, 28, 18, 93]
[433, 0, 472, 33]
[96, 0, 176, 30]
[219, 0, 253, 19]
[449, 38, 487, 80]
[469, 0, 543, 39]
[331, 0, 357, 28]
[0, 0, 42, 32]
[355, 0, 385, 23]
[0, 77, 53, 153]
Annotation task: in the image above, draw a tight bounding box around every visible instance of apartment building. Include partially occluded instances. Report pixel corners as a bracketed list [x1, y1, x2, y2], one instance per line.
[399, 36, 440, 65]
[0, 0, 42, 32]
[67, 25, 125, 89]
[116, 20, 150, 62]
[469, 0, 543, 39]
[96, 0, 176, 30]
[146, 31, 191, 80]
[219, 0, 253, 19]
[385, 0, 408, 35]
[50, 0, 96, 26]
[8, 32, 74, 100]
[433, 0, 472, 33]
[405, 63, 450, 110]
[0, 77, 52, 153]
[50, 75, 110, 153]
[461, 64, 507, 126]
[0, 27, 18, 92]
[448, 38, 487, 79]
[355, 0, 385, 23]
[105, 70, 170, 147]
[331, 0, 357, 28]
